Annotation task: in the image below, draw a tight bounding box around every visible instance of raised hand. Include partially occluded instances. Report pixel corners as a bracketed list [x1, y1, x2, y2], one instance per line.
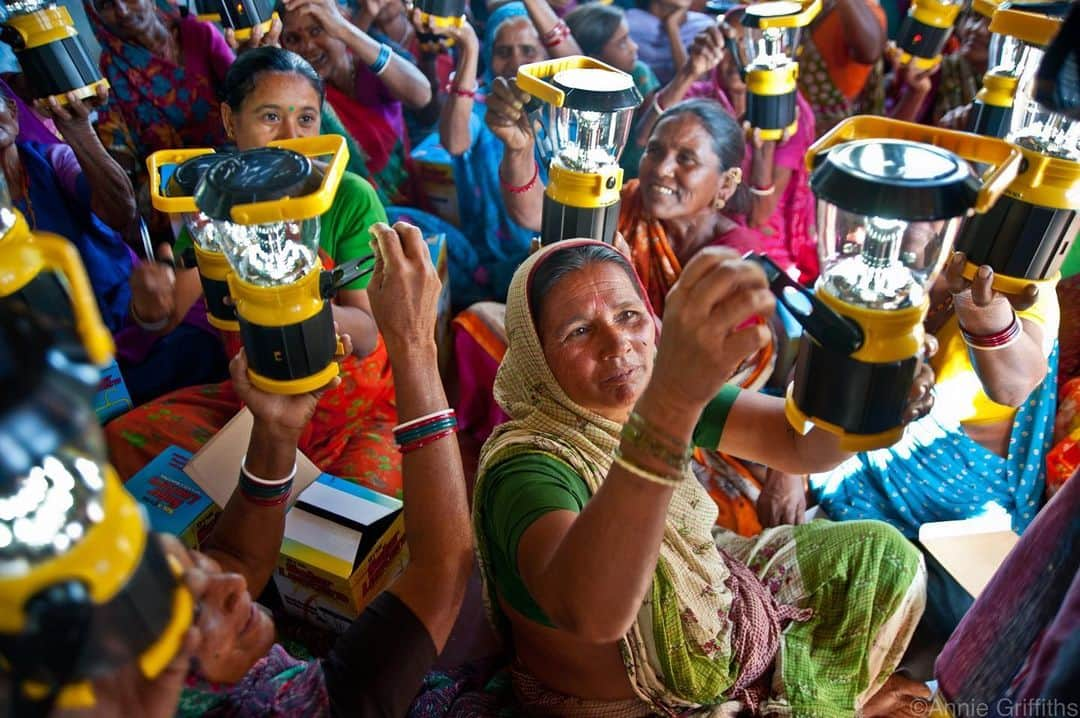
[365, 221, 442, 352]
[224, 15, 283, 52]
[230, 334, 349, 439]
[650, 247, 776, 414]
[33, 84, 109, 130]
[686, 25, 725, 78]
[943, 251, 1039, 334]
[484, 77, 536, 153]
[281, 0, 349, 39]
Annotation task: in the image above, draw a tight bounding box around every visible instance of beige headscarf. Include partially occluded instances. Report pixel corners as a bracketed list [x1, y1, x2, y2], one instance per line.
[474, 241, 798, 713]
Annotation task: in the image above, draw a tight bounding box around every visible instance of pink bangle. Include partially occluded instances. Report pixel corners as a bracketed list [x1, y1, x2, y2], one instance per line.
[500, 161, 540, 194]
[541, 19, 570, 48]
[399, 427, 458, 454]
[960, 312, 1022, 351]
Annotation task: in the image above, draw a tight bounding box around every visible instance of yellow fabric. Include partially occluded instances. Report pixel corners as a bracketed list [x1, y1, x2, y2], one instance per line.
[931, 288, 1060, 426]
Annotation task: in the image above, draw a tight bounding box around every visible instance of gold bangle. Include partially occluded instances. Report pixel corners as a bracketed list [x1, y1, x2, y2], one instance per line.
[621, 412, 692, 472]
[612, 451, 684, 488]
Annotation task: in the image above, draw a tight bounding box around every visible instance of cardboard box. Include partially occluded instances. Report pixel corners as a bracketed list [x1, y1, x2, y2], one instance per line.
[127, 446, 218, 549]
[183, 408, 321, 509]
[411, 134, 460, 227]
[94, 359, 133, 424]
[275, 474, 409, 633]
[919, 513, 1020, 599]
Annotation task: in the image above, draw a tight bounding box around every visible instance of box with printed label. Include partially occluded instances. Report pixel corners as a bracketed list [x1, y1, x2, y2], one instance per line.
[126, 445, 218, 549]
[274, 474, 409, 634]
[411, 133, 460, 226]
[93, 359, 133, 424]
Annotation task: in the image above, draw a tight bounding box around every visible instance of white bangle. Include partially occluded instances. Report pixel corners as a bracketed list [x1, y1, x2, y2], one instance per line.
[240, 453, 298, 485]
[130, 301, 169, 332]
[748, 184, 776, 197]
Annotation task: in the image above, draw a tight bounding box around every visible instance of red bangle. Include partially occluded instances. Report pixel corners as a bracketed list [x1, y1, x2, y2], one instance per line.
[445, 82, 477, 98]
[500, 161, 540, 194]
[541, 20, 570, 48]
[399, 427, 459, 454]
[960, 312, 1022, 350]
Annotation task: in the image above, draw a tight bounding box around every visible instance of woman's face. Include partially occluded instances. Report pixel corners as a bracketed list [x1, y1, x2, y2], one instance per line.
[637, 113, 733, 221]
[161, 537, 276, 684]
[93, 0, 160, 44]
[536, 261, 655, 422]
[490, 18, 545, 80]
[601, 19, 639, 74]
[222, 71, 322, 150]
[281, 12, 349, 81]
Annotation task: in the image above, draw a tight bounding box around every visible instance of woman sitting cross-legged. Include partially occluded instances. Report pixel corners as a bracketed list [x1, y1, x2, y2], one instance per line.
[472, 240, 935, 717]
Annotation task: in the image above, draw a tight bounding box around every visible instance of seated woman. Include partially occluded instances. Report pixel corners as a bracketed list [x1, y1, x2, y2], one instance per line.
[105, 48, 402, 498]
[625, 0, 714, 84]
[636, 18, 819, 282]
[438, 3, 549, 308]
[474, 240, 932, 717]
[0, 80, 229, 404]
[280, 0, 432, 205]
[496, 95, 763, 314]
[78, 223, 473, 717]
[796, 0, 887, 136]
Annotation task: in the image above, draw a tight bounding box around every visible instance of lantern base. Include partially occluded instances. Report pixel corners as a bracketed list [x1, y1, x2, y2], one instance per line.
[954, 195, 1080, 284]
[968, 99, 1012, 138]
[789, 336, 918, 447]
[238, 300, 338, 395]
[541, 194, 621, 245]
[897, 12, 955, 69]
[1, 12, 106, 102]
[747, 89, 798, 140]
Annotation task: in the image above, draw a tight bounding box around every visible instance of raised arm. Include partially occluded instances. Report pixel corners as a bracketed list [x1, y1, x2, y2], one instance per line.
[284, 0, 433, 109]
[945, 252, 1052, 407]
[833, 0, 886, 65]
[517, 250, 775, 642]
[432, 16, 481, 156]
[34, 86, 137, 235]
[367, 222, 473, 652]
[487, 77, 545, 230]
[521, 0, 583, 57]
[198, 342, 349, 595]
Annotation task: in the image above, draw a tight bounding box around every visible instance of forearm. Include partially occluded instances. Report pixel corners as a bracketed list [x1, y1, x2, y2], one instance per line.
[890, 87, 931, 122]
[530, 387, 692, 642]
[331, 303, 380, 357]
[439, 43, 479, 155]
[501, 145, 544, 231]
[634, 66, 698, 146]
[59, 122, 138, 233]
[747, 153, 785, 229]
[415, 52, 443, 127]
[200, 420, 298, 595]
[969, 324, 1048, 406]
[385, 341, 473, 649]
[342, 26, 433, 108]
[525, 0, 581, 57]
[835, 0, 885, 64]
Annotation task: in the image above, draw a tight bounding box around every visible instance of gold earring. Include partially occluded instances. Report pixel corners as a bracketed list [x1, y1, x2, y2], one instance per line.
[713, 197, 726, 210]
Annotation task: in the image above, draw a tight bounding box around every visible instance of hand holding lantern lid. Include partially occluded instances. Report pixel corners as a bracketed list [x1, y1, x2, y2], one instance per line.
[0, 293, 192, 714]
[953, 3, 1079, 294]
[192, 135, 369, 395]
[748, 116, 1021, 451]
[725, 0, 820, 141]
[147, 149, 239, 332]
[0, 168, 113, 366]
[517, 56, 642, 245]
[0, 0, 108, 104]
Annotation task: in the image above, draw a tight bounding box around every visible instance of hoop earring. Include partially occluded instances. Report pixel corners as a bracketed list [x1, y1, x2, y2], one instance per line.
[713, 197, 726, 210]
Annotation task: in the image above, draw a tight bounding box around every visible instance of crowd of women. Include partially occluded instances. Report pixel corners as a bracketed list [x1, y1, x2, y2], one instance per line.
[3, 0, 1079, 713]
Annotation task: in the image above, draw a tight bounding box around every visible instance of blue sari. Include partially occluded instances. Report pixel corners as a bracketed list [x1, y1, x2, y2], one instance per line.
[810, 346, 1059, 538]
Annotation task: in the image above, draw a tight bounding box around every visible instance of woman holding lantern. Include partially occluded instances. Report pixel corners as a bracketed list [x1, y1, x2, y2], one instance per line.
[471, 240, 934, 717]
[105, 47, 404, 499]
